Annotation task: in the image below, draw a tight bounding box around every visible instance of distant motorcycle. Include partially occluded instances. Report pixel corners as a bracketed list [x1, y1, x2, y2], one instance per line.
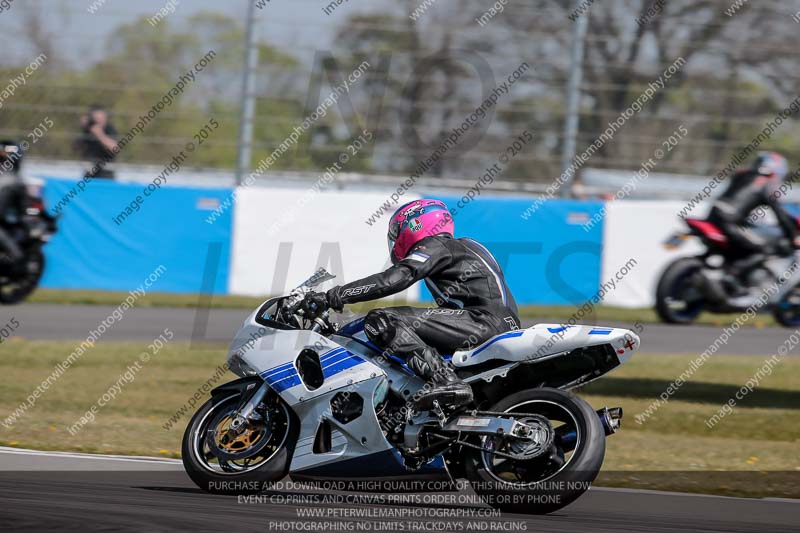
[0, 182, 57, 304]
[182, 268, 639, 515]
[656, 217, 800, 326]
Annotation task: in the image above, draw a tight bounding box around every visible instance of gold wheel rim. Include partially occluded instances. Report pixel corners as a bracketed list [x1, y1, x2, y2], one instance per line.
[214, 415, 265, 452]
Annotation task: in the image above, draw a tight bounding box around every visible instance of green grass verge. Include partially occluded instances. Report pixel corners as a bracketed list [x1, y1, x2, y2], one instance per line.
[0, 340, 797, 498]
[581, 354, 800, 499]
[27, 288, 780, 328]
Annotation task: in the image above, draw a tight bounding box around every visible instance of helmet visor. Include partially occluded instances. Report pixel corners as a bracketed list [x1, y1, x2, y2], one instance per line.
[387, 217, 401, 252]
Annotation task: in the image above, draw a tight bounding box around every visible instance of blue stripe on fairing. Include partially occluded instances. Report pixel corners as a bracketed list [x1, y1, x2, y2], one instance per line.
[320, 351, 352, 369]
[261, 372, 298, 393]
[319, 347, 347, 362]
[589, 329, 613, 335]
[548, 326, 571, 334]
[262, 361, 294, 377]
[263, 368, 298, 383]
[260, 347, 366, 392]
[471, 331, 525, 357]
[262, 348, 344, 379]
[323, 355, 365, 378]
[264, 366, 297, 382]
[271, 375, 302, 392]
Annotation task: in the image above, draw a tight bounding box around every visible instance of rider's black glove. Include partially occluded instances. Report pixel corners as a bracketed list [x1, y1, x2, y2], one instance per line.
[303, 292, 329, 315]
[325, 286, 344, 312]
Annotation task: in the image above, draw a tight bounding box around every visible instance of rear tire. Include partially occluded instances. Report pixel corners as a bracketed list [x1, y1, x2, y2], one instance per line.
[655, 257, 706, 324]
[773, 283, 800, 327]
[464, 388, 605, 515]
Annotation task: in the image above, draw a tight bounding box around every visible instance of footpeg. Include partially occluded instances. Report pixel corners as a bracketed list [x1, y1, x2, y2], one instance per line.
[432, 400, 447, 427]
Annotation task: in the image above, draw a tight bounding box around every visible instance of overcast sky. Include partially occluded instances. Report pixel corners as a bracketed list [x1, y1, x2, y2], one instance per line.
[0, 0, 386, 68]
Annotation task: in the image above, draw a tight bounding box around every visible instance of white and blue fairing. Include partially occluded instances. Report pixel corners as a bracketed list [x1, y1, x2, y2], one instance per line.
[227, 307, 439, 479]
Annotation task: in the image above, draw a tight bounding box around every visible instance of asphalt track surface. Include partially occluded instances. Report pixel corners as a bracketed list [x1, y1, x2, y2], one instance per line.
[2, 303, 795, 356]
[0, 448, 797, 533]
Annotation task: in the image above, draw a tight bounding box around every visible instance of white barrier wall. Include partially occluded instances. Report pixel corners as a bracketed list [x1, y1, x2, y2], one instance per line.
[229, 186, 421, 301]
[231, 187, 716, 309]
[601, 200, 709, 308]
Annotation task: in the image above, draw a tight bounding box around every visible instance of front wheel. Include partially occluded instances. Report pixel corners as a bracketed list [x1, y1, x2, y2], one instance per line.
[0, 247, 44, 305]
[655, 257, 706, 324]
[464, 388, 606, 515]
[181, 388, 298, 494]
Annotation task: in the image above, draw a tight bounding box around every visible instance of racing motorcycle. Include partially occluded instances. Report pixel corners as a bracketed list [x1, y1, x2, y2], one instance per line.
[182, 268, 639, 515]
[0, 181, 57, 304]
[656, 217, 800, 326]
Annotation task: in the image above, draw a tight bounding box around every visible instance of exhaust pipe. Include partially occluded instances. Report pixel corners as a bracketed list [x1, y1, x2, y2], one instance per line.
[597, 407, 623, 436]
[558, 407, 623, 449]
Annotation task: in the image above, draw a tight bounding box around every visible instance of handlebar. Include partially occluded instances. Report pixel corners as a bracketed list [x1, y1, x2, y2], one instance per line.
[281, 291, 335, 334]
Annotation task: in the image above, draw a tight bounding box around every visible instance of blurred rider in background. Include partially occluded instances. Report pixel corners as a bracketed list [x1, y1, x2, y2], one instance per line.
[706, 152, 799, 289]
[0, 140, 27, 267]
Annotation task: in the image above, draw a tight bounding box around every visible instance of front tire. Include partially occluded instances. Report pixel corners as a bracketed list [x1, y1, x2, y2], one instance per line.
[655, 257, 706, 324]
[464, 388, 605, 515]
[0, 247, 44, 305]
[182, 390, 298, 494]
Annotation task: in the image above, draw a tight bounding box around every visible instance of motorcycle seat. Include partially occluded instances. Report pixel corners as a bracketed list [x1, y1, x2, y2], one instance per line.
[452, 324, 639, 368]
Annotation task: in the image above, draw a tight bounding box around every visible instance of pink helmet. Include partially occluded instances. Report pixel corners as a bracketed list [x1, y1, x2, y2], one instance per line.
[388, 199, 454, 263]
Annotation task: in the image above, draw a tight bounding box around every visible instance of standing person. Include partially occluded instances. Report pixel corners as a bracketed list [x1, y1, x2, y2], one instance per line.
[75, 105, 119, 179]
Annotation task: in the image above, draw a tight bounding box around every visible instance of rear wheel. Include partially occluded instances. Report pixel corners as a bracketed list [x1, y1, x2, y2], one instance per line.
[773, 283, 800, 327]
[655, 257, 706, 324]
[464, 388, 605, 515]
[182, 390, 298, 494]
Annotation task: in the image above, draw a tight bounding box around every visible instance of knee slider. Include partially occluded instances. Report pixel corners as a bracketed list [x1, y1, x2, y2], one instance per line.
[364, 310, 396, 347]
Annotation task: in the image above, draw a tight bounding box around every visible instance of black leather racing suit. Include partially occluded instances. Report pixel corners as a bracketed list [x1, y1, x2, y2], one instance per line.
[0, 171, 26, 265]
[326, 234, 520, 384]
[707, 170, 797, 257]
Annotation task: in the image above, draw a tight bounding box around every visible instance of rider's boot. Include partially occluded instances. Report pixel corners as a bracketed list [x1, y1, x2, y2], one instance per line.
[407, 346, 473, 411]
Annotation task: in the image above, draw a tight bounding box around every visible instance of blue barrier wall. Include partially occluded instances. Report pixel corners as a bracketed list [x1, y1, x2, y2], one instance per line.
[420, 196, 606, 306]
[41, 177, 233, 294]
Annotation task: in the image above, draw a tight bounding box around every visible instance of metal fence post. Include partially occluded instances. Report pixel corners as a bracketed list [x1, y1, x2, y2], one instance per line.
[235, 0, 260, 186]
[560, 1, 589, 197]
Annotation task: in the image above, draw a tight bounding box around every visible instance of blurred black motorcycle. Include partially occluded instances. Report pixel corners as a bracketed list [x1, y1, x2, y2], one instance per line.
[656, 217, 800, 326]
[0, 140, 57, 304]
[0, 180, 57, 304]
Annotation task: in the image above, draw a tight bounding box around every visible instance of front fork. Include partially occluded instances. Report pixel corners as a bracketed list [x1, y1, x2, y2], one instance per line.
[230, 382, 269, 432]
